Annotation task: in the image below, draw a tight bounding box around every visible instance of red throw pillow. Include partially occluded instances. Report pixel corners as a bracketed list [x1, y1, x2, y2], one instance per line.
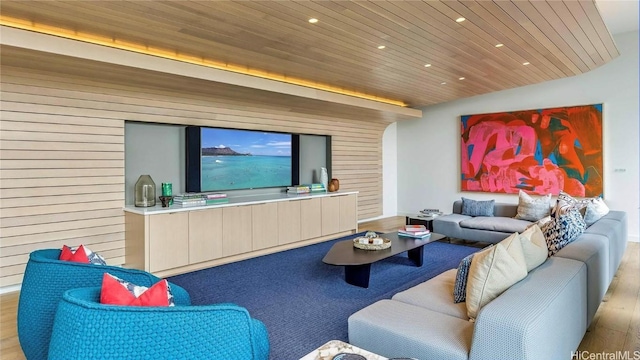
[100, 273, 172, 307]
[59, 245, 90, 264]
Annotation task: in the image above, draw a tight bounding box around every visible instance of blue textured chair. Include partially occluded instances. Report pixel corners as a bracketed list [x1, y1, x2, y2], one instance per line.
[48, 287, 270, 360]
[18, 249, 191, 360]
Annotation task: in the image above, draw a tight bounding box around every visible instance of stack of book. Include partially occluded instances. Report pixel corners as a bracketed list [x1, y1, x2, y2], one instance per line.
[306, 183, 326, 193]
[419, 209, 443, 217]
[173, 194, 206, 207]
[287, 186, 311, 194]
[398, 224, 431, 238]
[204, 192, 229, 205]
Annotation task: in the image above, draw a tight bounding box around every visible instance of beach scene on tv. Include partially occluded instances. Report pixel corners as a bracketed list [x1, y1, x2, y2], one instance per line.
[201, 128, 292, 192]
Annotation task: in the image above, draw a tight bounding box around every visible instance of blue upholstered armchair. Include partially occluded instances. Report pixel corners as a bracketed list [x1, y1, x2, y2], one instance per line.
[17, 249, 191, 360]
[48, 287, 270, 360]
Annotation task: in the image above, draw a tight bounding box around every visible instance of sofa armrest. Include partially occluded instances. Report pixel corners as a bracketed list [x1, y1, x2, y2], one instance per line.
[469, 257, 586, 360]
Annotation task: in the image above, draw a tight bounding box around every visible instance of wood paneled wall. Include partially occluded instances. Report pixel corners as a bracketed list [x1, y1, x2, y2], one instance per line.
[0, 63, 389, 288]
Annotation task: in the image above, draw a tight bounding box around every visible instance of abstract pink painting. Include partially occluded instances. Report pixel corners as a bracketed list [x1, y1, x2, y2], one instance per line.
[461, 104, 603, 197]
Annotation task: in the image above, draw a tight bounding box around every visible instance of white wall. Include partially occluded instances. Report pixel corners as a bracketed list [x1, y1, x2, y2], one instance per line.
[392, 30, 639, 242]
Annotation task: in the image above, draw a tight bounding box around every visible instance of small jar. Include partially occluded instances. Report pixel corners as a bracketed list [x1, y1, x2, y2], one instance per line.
[329, 178, 340, 192]
[135, 175, 156, 207]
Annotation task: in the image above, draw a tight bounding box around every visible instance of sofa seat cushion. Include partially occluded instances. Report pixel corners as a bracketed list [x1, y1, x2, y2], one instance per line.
[459, 217, 532, 233]
[348, 299, 473, 360]
[392, 269, 469, 320]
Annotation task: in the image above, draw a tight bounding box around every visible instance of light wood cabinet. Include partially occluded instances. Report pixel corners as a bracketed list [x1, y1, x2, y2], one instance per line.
[188, 208, 223, 264]
[125, 192, 358, 276]
[300, 198, 322, 240]
[277, 200, 301, 245]
[148, 212, 189, 272]
[222, 206, 253, 256]
[252, 202, 279, 250]
[339, 194, 358, 232]
[321, 196, 340, 235]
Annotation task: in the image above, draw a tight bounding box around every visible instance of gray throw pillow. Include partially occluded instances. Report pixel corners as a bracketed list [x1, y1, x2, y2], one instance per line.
[461, 197, 495, 217]
[514, 190, 551, 221]
[583, 197, 609, 226]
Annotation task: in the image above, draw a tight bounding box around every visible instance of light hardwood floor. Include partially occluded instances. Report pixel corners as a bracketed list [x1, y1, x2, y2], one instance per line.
[1, 216, 638, 359]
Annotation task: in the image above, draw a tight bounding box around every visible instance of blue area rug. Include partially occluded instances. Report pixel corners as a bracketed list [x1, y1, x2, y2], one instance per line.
[168, 233, 479, 359]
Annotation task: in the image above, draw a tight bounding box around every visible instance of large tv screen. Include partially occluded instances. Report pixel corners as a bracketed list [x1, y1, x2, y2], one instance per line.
[186, 127, 299, 192]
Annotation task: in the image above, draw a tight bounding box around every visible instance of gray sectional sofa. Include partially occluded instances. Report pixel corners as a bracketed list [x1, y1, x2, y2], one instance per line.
[348, 201, 627, 360]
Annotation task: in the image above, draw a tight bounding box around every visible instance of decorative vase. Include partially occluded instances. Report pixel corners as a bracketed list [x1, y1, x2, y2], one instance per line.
[135, 175, 156, 207]
[320, 167, 329, 192]
[159, 196, 173, 208]
[329, 178, 340, 192]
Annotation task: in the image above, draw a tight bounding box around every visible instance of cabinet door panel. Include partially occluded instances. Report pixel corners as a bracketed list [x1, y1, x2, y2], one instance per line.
[278, 201, 301, 245]
[300, 198, 322, 240]
[339, 194, 358, 232]
[189, 208, 223, 264]
[222, 206, 253, 256]
[321, 197, 340, 235]
[252, 203, 279, 250]
[149, 212, 189, 272]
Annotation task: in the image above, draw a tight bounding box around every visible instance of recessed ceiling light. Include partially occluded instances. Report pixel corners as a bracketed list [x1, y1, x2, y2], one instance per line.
[441, 82, 447, 85]
[495, 43, 504, 48]
[459, 77, 465, 80]
[308, 18, 318, 24]
[456, 17, 466, 23]
[523, 62, 530, 65]
[424, 64, 432, 68]
[377, 45, 386, 49]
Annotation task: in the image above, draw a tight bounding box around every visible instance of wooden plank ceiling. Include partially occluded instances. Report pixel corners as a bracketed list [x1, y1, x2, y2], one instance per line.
[0, 0, 619, 109]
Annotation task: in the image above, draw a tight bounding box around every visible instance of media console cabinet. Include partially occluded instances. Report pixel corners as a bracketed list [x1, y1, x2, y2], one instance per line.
[124, 191, 358, 277]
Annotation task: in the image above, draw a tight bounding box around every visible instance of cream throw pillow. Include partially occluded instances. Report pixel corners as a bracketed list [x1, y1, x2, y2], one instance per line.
[466, 233, 528, 320]
[519, 225, 548, 272]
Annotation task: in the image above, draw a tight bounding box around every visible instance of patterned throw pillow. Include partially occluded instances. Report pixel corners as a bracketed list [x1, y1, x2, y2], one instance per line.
[514, 190, 552, 221]
[542, 208, 586, 256]
[461, 197, 495, 217]
[59, 245, 107, 265]
[100, 273, 175, 307]
[552, 191, 589, 217]
[453, 253, 474, 303]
